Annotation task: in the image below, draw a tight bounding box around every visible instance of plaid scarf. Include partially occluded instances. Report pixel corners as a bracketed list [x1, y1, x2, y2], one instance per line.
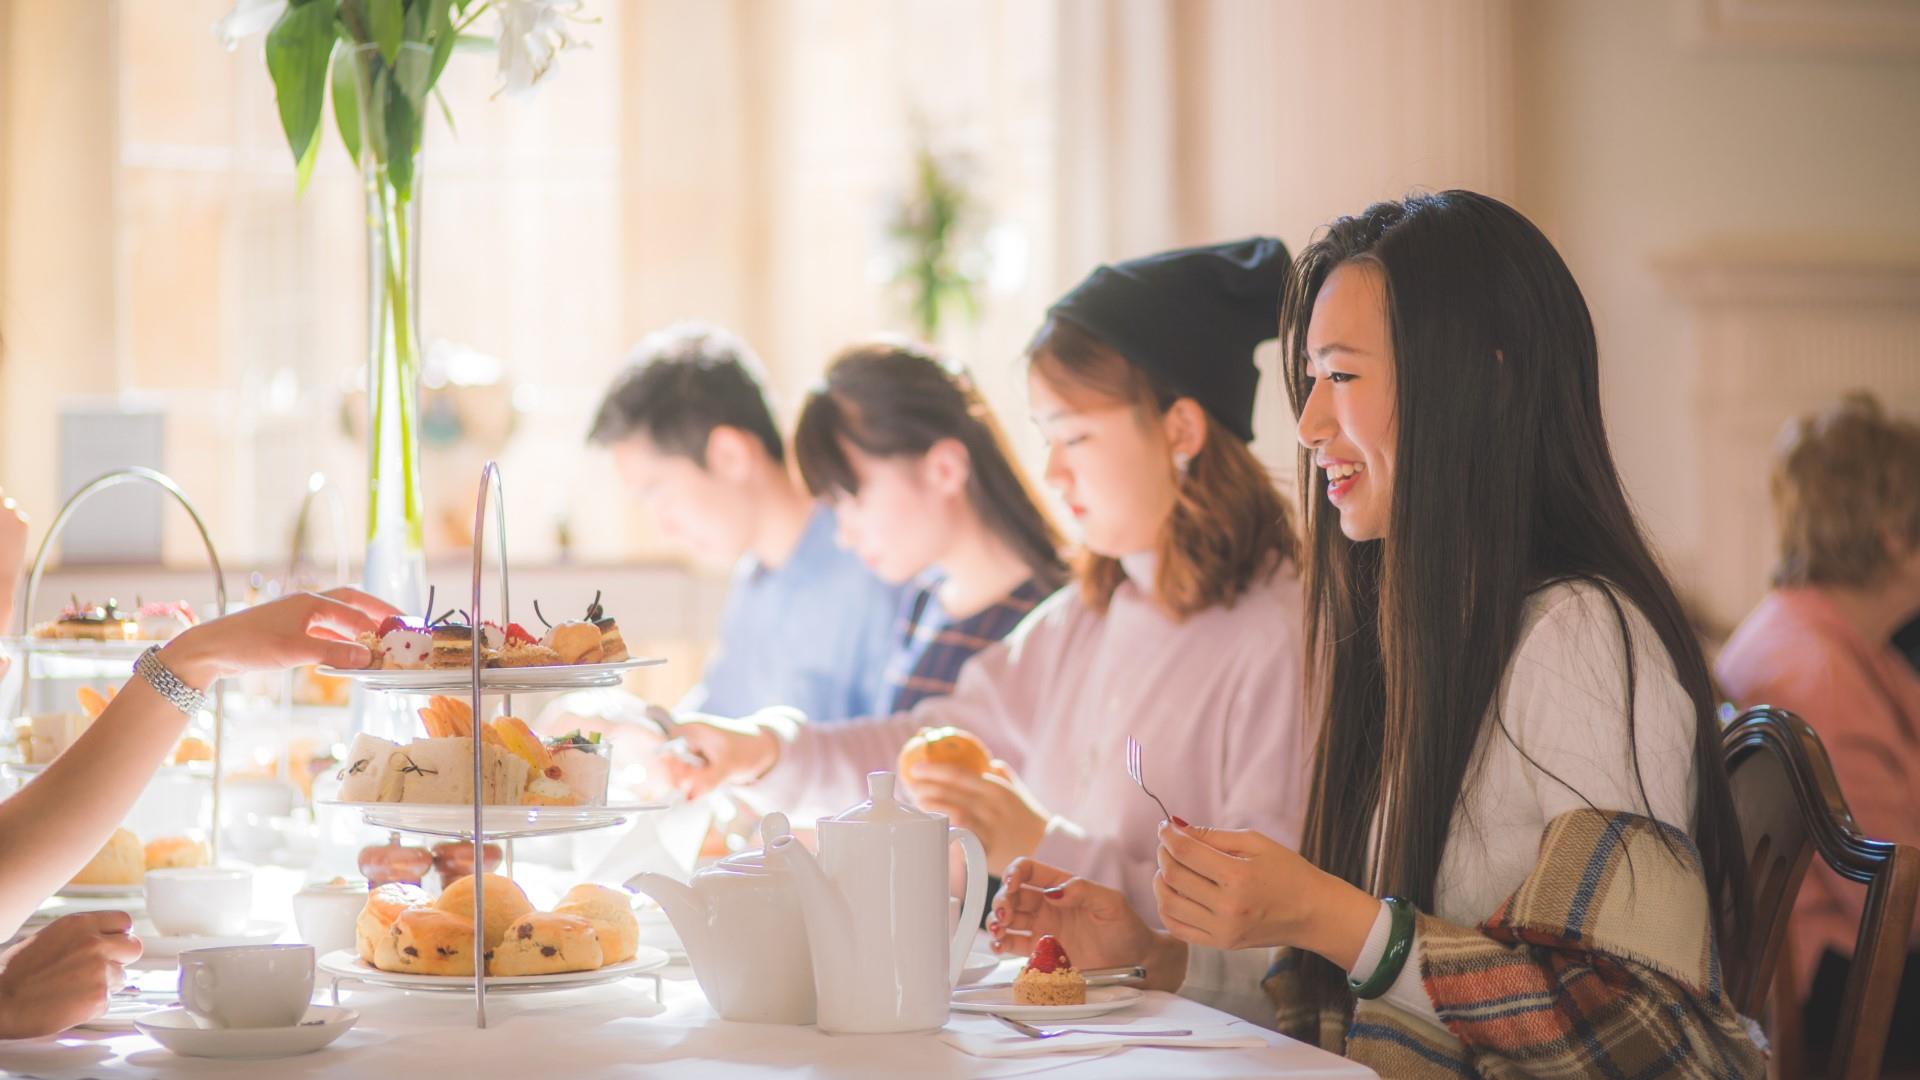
[1264, 809, 1766, 1078]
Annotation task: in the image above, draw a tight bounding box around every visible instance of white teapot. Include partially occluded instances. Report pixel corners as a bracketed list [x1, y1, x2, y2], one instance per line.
[774, 772, 987, 1034]
[628, 811, 816, 1024]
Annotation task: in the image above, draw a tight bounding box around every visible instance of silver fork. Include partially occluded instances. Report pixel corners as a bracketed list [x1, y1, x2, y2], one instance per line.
[992, 1013, 1192, 1039]
[1125, 735, 1173, 823]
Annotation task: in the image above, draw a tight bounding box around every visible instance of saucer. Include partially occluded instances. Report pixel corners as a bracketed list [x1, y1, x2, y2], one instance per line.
[135, 1004, 357, 1059]
[136, 920, 285, 959]
[949, 985, 1143, 1020]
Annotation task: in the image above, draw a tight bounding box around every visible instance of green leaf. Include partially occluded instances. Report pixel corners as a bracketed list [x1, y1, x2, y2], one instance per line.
[370, 0, 402, 62]
[432, 85, 457, 137]
[384, 86, 418, 201]
[264, 0, 339, 192]
[329, 42, 362, 163]
[426, 0, 456, 87]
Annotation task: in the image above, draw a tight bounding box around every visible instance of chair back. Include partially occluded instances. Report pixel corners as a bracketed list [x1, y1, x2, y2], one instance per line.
[1723, 705, 1919, 1080]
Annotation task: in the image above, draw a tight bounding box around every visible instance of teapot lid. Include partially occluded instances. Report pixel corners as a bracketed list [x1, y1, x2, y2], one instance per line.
[822, 772, 936, 825]
[707, 811, 792, 877]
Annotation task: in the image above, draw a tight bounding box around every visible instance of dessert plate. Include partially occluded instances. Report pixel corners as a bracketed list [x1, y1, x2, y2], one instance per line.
[318, 946, 668, 993]
[56, 883, 146, 899]
[320, 801, 667, 840]
[950, 985, 1143, 1021]
[135, 1004, 357, 1059]
[315, 657, 662, 695]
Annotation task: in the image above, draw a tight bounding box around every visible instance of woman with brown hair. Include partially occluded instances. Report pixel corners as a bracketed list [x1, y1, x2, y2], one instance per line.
[660, 239, 1313, 915]
[990, 193, 1764, 1077]
[792, 337, 1065, 713]
[1717, 390, 1920, 1073]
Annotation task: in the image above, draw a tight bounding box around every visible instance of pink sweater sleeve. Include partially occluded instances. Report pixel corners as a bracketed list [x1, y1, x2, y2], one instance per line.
[1029, 620, 1311, 896]
[742, 600, 1060, 825]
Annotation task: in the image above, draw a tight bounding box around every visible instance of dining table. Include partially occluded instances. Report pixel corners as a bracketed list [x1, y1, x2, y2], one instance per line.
[0, 868, 1377, 1079]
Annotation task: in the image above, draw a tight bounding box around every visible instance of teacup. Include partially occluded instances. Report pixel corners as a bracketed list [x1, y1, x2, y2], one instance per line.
[178, 944, 315, 1029]
[146, 867, 251, 937]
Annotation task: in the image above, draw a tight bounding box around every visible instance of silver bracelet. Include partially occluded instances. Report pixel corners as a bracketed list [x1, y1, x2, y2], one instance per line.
[135, 645, 209, 718]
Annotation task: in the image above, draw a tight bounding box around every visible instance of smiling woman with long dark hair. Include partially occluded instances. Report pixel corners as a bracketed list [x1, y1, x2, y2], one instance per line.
[990, 192, 1764, 1077]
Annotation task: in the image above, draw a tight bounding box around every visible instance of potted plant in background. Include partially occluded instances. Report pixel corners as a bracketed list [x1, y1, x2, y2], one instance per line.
[217, 0, 585, 610]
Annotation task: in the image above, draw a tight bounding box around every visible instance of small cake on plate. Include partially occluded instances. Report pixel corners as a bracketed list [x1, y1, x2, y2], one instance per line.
[552, 883, 639, 964]
[384, 907, 477, 976]
[70, 827, 145, 887]
[1012, 934, 1086, 1006]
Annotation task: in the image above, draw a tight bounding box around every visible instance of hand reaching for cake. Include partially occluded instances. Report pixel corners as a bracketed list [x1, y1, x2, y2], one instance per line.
[157, 587, 399, 690]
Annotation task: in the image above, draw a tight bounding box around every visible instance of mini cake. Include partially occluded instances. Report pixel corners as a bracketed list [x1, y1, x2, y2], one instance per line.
[542, 621, 602, 665]
[552, 883, 638, 964]
[377, 618, 435, 669]
[37, 598, 137, 640]
[430, 623, 480, 669]
[1012, 935, 1086, 1006]
[434, 872, 535, 952]
[385, 907, 478, 976]
[170, 736, 213, 765]
[135, 600, 196, 641]
[356, 881, 429, 962]
[583, 591, 629, 662]
[489, 912, 604, 976]
[547, 731, 611, 806]
[336, 732, 402, 801]
[70, 828, 145, 887]
[144, 836, 207, 870]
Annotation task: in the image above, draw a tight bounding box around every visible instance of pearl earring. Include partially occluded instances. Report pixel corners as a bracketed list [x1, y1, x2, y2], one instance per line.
[1172, 452, 1192, 476]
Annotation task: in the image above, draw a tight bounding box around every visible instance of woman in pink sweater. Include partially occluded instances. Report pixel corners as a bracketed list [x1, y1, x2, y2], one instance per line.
[1715, 391, 1920, 1073]
[662, 239, 1313, 919]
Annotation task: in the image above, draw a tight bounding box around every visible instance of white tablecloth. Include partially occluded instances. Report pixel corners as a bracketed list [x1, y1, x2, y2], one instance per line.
[0, 964, 1374, 1079]
[1, 864, 1373, 1078]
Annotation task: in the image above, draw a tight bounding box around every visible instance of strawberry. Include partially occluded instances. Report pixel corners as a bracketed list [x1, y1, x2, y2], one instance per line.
[376, 615, 411, 637]
[1028, 934, 1070, 974]
[505, 622, 537, 646]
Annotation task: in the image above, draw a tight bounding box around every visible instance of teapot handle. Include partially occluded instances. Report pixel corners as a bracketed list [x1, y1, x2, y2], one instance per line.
[947, 827, 988, 985]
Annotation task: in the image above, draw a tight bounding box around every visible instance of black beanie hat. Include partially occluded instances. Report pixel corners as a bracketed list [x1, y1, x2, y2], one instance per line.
[1045, 236, 1290, 442]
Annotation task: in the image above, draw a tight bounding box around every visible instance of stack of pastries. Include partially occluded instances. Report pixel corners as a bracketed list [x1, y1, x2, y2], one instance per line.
[353, 873, 639, 977]
[353, 592, 628, 672]
[333, 696, 607, 807]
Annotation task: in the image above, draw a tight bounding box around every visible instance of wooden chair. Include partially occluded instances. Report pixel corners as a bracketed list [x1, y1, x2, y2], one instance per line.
[1722, 705, 1920, 1080]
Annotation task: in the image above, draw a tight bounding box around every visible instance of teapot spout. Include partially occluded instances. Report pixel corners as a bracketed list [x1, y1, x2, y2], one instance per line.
[770, 835, 852, 1002]
[627, 872, 708, 973]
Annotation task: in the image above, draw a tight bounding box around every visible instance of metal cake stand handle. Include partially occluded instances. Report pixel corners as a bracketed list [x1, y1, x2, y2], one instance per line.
[14, 467, 230, 863]
[464, 461, 511, 1028]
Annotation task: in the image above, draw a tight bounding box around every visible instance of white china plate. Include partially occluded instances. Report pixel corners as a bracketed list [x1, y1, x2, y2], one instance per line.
[315, 657, 661, 694]
[957, 947, 1003, 986]
[5, 760, 212, 780]
[136, 920, 285, 958]
[320, 801, 666, 840]
[950, 985, 1144, 1020]
[0, 636, 157, 661]
[135, 1004, 357, 1059]
[318, 947, 668, 993]
[56, 883, 146, 899]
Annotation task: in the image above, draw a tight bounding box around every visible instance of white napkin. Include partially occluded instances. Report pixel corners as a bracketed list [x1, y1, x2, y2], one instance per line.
[940, 1018, 1267, 1059]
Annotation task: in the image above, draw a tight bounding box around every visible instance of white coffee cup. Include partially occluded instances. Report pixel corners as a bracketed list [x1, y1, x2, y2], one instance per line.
[178, 944, 315, 1029]
[146, 867, 251, 937]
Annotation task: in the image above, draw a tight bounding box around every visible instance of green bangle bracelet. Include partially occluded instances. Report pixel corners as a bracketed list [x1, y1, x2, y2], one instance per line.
[1347, 895, 1415, 1000]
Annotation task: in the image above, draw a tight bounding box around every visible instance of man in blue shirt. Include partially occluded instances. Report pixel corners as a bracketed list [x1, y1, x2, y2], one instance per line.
[577, 322, 905, 725]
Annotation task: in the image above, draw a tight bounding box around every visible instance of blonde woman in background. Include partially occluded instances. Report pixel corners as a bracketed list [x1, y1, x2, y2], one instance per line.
[1716, 390, 1920, 1073]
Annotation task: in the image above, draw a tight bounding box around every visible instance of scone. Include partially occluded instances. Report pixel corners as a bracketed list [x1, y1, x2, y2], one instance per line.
[552, 883, 639, 964]
[1012, 935, 1086, 1006]
[488, 912, 604, 976]
[143, 836, 208, 870]
[385, 907, 478, 976]
[356, 882, 429, 963]
[70, 828, 144, 886]
[433, 872, 534, 951]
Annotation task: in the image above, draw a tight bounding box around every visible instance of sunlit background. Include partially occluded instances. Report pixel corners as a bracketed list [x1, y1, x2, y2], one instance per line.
[3, 0, 1918, 699]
